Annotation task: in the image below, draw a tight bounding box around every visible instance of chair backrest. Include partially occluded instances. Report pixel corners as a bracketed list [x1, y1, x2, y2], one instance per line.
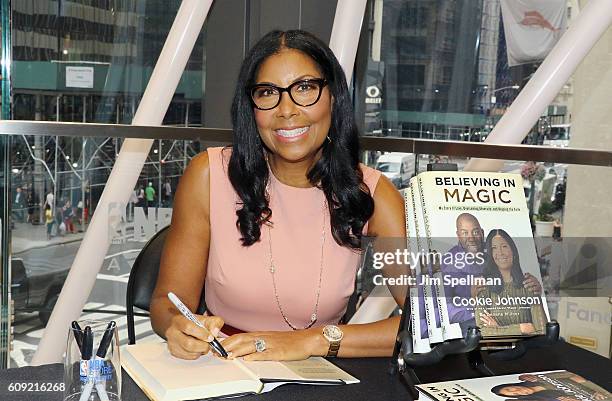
[126, 225, 206, 344]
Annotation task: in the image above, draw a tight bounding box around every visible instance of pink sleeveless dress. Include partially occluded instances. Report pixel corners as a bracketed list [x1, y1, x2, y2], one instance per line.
[205, 147, 381, 332]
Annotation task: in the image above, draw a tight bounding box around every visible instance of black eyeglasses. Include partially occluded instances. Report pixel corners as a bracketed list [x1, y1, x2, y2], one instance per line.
[248, 79, 328, 110]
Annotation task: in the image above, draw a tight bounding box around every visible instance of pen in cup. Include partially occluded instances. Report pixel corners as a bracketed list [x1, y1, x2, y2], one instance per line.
[71, 321, 84, 352]
[91, 321, 116, 401]
[78, 323, 112, 401]
[79, 326, 94, 401]
[167, 292, 229, 358]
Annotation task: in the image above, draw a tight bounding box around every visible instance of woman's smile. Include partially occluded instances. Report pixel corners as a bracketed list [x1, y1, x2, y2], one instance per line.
[273, 125, 311, 142]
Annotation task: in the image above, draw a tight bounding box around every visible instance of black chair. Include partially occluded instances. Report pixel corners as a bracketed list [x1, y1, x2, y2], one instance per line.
[126, 225, 206, 344]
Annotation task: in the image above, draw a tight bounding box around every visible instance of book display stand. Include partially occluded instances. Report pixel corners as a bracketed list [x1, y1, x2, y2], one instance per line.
[388, 164, 561, 400]
[389, 293, 561, 400]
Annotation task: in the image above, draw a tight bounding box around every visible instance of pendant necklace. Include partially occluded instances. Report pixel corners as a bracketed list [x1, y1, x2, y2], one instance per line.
[266, 184, 326, 330]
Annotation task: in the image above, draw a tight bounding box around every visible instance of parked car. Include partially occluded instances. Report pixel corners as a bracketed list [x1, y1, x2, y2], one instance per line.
[11, 257, 69, 324]
[375, 152, 415, 188]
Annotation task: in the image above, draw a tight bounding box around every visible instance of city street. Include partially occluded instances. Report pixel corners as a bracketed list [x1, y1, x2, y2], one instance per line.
[9, 223, 158, 367]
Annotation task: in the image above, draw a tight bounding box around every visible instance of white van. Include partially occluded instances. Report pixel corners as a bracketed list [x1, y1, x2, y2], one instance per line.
[375, 152, 415, 188]
[543, 124, 570, 148]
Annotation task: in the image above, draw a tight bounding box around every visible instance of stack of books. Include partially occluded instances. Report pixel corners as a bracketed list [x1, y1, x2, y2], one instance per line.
[402, 171, 550, 353]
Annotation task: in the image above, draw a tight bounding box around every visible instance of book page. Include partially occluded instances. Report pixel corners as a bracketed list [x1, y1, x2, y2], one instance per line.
[244, 357, 359, 384]
[122, 341, 262, 401]
[403, 187, 432, 354]
[411, 177, 445, 345]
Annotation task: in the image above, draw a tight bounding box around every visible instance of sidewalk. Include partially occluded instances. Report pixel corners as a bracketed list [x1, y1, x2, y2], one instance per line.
[11, 222, 86, 255]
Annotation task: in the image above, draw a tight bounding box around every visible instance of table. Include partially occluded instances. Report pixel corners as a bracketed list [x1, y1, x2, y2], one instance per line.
[1, 341, 610, 401]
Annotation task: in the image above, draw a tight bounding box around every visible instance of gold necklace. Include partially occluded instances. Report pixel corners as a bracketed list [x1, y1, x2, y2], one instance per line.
[265, 189, 326, 331]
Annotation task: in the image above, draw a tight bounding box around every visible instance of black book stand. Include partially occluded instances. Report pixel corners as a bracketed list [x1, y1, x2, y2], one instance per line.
[388, 163, 561, 400]
[389, 290, 560, 400]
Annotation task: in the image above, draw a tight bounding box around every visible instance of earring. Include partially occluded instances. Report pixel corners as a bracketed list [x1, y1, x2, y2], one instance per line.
[326, 135, 332, 144]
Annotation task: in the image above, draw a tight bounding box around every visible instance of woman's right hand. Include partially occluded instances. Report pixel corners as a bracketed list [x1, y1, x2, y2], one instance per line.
[479, 309, 499, 327]
[165, 314, 225, 360]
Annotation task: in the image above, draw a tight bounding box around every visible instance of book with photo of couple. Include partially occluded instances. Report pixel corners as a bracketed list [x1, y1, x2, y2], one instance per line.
[416, 370, 612, 401]
[405, 171, 549, 348]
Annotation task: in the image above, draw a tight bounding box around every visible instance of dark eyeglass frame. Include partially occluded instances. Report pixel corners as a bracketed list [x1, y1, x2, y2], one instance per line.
[248, 78, 328, 110]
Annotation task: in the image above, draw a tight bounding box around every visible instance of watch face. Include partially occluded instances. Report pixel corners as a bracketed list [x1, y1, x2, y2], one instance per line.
[323, 325, 344, 341]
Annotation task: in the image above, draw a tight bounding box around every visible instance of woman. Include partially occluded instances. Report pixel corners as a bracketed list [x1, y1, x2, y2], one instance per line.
[150, 30, 405, 361]
[475, 229, 547, 337]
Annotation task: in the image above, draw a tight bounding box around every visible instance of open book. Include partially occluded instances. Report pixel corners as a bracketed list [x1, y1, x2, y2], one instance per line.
[121, 341, 359, 401]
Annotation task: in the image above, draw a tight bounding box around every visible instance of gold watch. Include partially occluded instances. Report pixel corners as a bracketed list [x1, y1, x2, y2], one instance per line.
[322, 325, 344, 357]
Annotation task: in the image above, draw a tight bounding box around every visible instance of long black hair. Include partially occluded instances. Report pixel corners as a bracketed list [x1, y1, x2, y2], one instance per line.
[229, 30, 374, 248]
[483, 229, 525, 294]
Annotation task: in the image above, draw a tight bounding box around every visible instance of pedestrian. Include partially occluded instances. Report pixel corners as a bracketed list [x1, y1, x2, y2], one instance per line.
[56, 203, 65, 236]
[45, 204, 54, 240]
[163, 179, 172, 207]
[43, 189, 55, 212]
[128, 189, 138, 221]
[27, 190, 37, 224]
[145, 182, 156, 209]
[63, 200, 76, 233]
[13, 187, 25, 223]
[136, 184, 146, 217]
[77, 200, 83, 228]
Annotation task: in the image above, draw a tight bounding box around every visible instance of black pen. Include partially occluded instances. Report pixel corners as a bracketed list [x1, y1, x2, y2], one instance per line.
[71, 321, 84, 354]
[92, 322, 115, 401]
[96, 321, 116, 358]
[79, 326, 95, 401]
[167, 292, 229, 358]
[82, 326, 93, 360]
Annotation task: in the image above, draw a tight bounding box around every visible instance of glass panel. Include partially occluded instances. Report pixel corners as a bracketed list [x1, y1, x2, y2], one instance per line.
[11, 3, 205, 125]
[6, 0, 207, 367]
[356, 0, 576, 142]
[8, 132, 205, 366]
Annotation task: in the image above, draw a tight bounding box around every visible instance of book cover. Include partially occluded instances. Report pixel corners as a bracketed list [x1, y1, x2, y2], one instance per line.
[414, 171, 549, 339]
[417, 370, 611, 401]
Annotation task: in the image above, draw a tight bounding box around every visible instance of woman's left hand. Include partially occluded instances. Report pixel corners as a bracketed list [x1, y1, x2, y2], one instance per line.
[221, 329, 324, 361]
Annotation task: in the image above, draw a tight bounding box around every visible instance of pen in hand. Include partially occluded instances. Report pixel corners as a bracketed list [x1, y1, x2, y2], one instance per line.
[167, 292, 229, 358]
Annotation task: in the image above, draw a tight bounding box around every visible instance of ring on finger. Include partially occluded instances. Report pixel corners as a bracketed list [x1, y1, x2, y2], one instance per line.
[254, 338, 266, 353]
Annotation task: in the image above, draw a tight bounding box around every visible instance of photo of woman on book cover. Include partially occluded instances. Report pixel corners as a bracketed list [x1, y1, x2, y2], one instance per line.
[475, 229, 547, 337]
[491, 372, 612, 400]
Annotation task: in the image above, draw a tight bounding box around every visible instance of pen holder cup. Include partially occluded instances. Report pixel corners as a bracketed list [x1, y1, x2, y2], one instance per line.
[63, 320, 121, 401]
